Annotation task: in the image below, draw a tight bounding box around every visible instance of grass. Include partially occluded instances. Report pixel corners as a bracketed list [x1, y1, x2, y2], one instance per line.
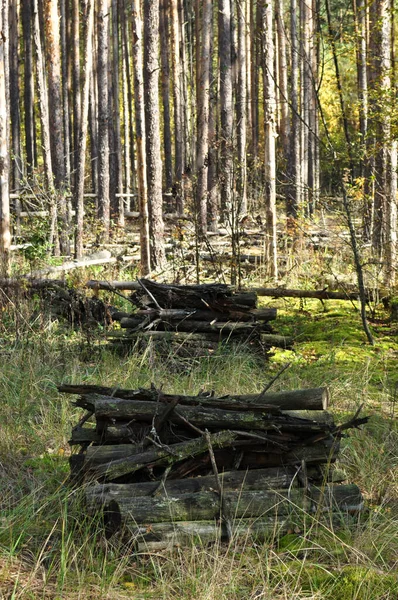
[1, 273, 398, 599]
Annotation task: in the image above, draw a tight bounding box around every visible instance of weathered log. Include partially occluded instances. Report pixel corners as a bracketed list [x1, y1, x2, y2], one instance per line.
[239, 437, 340, 468]
[112, 516, 292, 548]
[92, 484, 363, 524]
[133, 307, 277, 322]
[58, 384, 329, 411]
[120, 317, 270, 335]
[89, 430, 238, 481]
[260, 334, 293, 348]
[85, 467, 303, 509]
[76, 394, 334, 433]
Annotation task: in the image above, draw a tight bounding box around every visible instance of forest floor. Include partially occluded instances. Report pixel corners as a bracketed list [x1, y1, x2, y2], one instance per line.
[1, 219, 398, 599]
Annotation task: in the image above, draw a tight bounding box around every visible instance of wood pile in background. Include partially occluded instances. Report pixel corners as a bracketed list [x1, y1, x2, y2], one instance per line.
[60, 383, 368, 550]
[109, 279, 290, 356]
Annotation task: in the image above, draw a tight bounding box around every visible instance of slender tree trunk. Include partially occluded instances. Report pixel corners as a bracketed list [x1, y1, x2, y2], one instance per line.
[249, 0, 259, 162]
[32, 0, 58, 251]
[97, 0, 110, 241]
[131, 0, 150, 273]
[120, 0, 136, 207]
[236, 0, 247, 215]
[219, 0, 234, 220]
[207, 9, 218, 232]
[195, 0, 211, 235]
[89, 52, 99, 196]
[22, 0, 35, 174]
[72, 0, 81, 178]
[353, 0, 370, 236]
[144, 0, 165, 268]
[159, 0, 173, 192]
[43, 0, 70, 254]
[262, 0, 277, 280]
[75, 0, 94, 259]
[0, 0, 10, 275]
[9, 0, 21, 192]
[60, 0, 71, 188]
[111, 0, 124, 226]
[275, 3, 289, 168]
[170, 0, 184, 213]
[286, 0, 301, 218]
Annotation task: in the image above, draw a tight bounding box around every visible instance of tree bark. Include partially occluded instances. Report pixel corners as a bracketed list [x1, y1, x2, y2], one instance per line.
[58, 384, 328, 411]
[74, 0, 94, 259]
[43, 0, 70, 254]
[131, 0, 151, 274]
[286, 0, 301, 218]
[21, 0, 35, 174]
[170, 0, 184, 213]
[219, 0, 234, 220]
[97, 0, 110, 241]
[0, 0, 10, 276]
[236, 0, 247, 214]
[195, 0, 211, 234]
[144, 0, 166, 269]
[159, 0, 173, 192]
[262, 0, 278, 279]
[111, 0, 124, 227]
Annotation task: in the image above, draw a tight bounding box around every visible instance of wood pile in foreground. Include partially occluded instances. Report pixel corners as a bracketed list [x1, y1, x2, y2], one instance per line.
[61, 383, 368, 550]
[109, 279, 290, 356]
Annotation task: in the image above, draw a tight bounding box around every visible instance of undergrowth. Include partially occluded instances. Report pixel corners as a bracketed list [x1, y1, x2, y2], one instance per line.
[1, 271, 398, 599]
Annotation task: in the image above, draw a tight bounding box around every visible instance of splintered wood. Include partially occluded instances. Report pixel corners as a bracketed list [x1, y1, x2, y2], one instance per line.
[61, 382, 368, 550]
[108, 279, 291, 356]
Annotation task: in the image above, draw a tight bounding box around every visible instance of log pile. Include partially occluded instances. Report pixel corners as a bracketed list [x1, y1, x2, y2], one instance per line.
[61, 383, 368, 550]
[109, 279, 290, 356]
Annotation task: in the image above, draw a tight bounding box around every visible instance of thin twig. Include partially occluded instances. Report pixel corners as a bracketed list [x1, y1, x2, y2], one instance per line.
[256, 362, 292, 400]
[205, 429, 233, 542]
[137, 278, 162, 310]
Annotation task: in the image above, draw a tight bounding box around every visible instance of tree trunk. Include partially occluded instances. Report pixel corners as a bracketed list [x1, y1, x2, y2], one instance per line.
[59, 0, 71, 189]
[71, 0, 81, 180]
[74, 0, 94, 259]
[0, 0, 10, 276]
[9, 0, 21, 195]
[159, 0, 173, 192]
[43, 0, 70, 255]
[169, 0, 184, 213]
[131, 0, 150, 273]
[236, 0, 247, 215]
[111, 0, 124, 227]
[144, 0, 166, 269]
[21, 0, 35, 174]
[97, 0, 110, 241]
[219, 0, 234, 220]
[32, 0, 58, 251]
[286, 0, 301, 218]
[207, 12, 218, 232]
[195, 0, 211, 235]
[262, 0, 278, 280]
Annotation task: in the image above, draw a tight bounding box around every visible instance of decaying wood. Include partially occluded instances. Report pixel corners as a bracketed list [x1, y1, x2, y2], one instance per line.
[90, 483, 363, 524]
[89, 430, 238, 481]
[58, 384, 329, 411]
[76, 394, 334, 434]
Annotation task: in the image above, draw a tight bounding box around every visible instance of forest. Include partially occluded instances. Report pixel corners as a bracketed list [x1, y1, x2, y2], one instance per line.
[1, 1, 398, 599]
[0, 0, 396, 279]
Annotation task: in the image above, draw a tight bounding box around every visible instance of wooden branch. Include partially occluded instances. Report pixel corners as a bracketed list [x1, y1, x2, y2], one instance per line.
[89, 430, 238, 481]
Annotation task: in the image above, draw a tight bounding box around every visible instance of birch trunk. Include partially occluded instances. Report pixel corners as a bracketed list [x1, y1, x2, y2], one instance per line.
[97, 0, 110, 241]
[0, 0, 10, 275]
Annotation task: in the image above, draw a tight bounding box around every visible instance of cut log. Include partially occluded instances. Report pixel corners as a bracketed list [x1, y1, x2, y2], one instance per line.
[93, 484, 363, 524]
[260, 334, 292, 348]
[76, 394, 334, 433]
[85, 467, 302, 509]
[120, 318, 270, 335]
[132, 307, 277, 322]
[59, 384, 329, 411]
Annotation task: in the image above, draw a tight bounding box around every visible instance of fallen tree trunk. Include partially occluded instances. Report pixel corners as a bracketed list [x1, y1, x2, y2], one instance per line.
[58, 384, 329, 411]
[96, 484, 362, 524]
[85, 467, 302, 507]
[76, 394, 334, 433]
[252, 287, 362, 301]
[132, 307, 277, 322]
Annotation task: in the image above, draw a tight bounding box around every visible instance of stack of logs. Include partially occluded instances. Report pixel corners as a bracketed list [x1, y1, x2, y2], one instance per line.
[109, 279, 290, 356]
[60, 383, 368, 550]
